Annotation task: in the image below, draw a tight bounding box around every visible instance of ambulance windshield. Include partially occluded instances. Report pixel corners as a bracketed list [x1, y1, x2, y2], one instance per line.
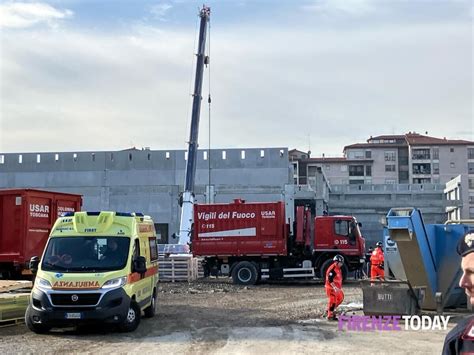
[41, 237, 130, 272]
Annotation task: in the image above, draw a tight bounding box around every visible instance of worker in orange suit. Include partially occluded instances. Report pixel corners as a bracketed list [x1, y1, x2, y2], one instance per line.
[370, 241, 385, 281]
[325, 254, 345, 320]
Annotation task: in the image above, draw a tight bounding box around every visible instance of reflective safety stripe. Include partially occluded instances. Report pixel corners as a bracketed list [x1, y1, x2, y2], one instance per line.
[127, 265, 158, 283]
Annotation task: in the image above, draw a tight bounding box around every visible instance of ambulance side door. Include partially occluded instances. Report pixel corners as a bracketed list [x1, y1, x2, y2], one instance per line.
[131, 238, 149, 308]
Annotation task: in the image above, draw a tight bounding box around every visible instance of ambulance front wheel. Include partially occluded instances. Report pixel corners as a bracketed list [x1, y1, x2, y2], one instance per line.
[119, 300, 141, 332]
[25, 305, 51, 334]
[144, 289, 157, 318]
[232, 261, 258, 285]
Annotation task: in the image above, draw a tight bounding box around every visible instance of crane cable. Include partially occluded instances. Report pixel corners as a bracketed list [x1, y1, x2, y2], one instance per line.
[207, 16, 212, 194]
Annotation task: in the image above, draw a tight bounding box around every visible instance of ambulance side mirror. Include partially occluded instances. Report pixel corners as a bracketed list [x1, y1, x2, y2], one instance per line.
[133, 256, 147, 274]
[30, 256, 40, 275]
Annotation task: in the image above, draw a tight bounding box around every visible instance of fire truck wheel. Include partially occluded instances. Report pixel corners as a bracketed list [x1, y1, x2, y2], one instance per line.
[232, 261, 258, 285]
[119, 300, 141, 332]
[25, 305, 51, 334]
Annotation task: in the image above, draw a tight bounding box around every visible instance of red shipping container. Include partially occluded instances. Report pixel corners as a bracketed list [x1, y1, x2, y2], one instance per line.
[0, 189, 82, 277]
[192, 200, 287, 256]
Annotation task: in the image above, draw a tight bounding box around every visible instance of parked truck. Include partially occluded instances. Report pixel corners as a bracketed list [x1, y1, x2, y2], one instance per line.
[192, 199, 366, 285]
[0, 189, 82, 278]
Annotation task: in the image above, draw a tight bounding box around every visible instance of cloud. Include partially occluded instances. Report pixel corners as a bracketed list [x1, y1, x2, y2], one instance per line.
[302, 0, 376, 17]
[0, 2, 73, 29]
[0, 3, 471, 155]
[150, 3, 173, 21]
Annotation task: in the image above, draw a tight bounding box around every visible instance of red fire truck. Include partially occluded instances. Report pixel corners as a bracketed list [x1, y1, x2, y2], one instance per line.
[0, 189, 82, 278]
[192, 199, 366, 285]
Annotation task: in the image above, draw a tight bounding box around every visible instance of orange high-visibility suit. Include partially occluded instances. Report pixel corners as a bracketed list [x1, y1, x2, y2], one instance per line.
[370, 246, 385, 280]
[325, 262, 344, 319]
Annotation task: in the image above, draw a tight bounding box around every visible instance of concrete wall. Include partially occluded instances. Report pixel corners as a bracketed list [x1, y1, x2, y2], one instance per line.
[329, 183, 452, 247]
[437, 146, 469, 184]
[371, 148, 398, 184]
[0, 147, 464, 247]
[0, 148, 291, 240]
[445, 175, 473, 219]
[319, 163, 348, 185]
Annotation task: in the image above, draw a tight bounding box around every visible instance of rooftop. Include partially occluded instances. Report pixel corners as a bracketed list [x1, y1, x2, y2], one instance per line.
[344, 132, 473, 150]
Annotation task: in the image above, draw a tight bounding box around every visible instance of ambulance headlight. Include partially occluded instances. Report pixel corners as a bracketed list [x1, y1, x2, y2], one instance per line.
[36, 278, 52, 290]
[102, 276, 127, 289]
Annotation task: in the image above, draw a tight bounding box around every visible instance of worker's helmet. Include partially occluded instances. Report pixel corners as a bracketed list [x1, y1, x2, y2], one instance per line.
[333, 254, 344, 263]
[376, 241, 383, 247]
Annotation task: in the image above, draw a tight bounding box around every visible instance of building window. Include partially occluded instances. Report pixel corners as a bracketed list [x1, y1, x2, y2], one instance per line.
[365, 165, 372, 176]
[203, 151, 208, 160]
[347, 150, 364, 159]
[165, 152, 170, 159]
[468, 148, 474, 159]
[432, 147, 439, 160]
[0, 155, 4, 164]
[412, 163, 431, 174]
[469, 178, 474, 189]
[433, 163, 439, 174]
[412, 149, 430, 160]
[349, 179, 365, 185]
[365, 150, 372, 159]
[349, 165, 365, 176]
[241, 150, 245, 159]
[385, 164, 396, 172]
[36, 154, 41, 163]
[222, 151, 226, 160]
[413, 178, 431, 184]
[55, 154, 59, 161]
[385, 179, 396, 184]
[450, 147, 454, 153]
[450, 162, 455, 168]
[73, 153, 77, 162]
[384, 151, 396, 161]
[468, 163, 474, 174]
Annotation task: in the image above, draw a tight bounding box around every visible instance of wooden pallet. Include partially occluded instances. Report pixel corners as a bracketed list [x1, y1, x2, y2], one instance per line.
[0, 289, 30, 324]
[0, 317, 24, 328]
[0, 280, 32, 293]
[159, 256, 203, 282]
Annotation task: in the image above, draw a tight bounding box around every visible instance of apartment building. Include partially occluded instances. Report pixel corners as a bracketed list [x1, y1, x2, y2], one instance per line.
[291, 132, 474, 186]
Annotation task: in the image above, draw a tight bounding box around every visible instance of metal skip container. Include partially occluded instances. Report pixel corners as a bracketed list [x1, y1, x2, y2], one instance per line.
[361, 280, 425, 316]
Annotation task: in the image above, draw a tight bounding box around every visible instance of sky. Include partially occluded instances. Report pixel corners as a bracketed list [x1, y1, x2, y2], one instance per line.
[0, 0, 472, 157]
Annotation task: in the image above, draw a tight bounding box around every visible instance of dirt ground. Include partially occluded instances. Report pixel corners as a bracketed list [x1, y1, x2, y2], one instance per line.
[0, 279, 460, 354]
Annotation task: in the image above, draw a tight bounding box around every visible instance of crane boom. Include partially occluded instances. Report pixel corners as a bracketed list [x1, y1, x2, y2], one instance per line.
[177, 5, 210, 246]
